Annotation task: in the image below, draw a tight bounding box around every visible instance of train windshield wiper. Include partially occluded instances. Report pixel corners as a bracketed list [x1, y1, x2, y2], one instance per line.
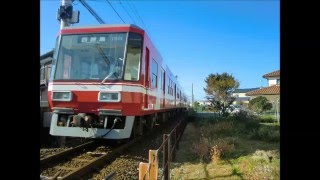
[95, 44, 111, 67]
[101, 70, 117, 84]
[94, 44, 113, 84]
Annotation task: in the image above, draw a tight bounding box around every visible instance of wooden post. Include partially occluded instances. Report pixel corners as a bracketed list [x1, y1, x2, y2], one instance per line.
[172, 129, 177, 160]
[149, 150, 158, 179]
[139, 162, 149, 180]
[175, 126, 179, 150]
[167, 134, 171, 180]
[163, 134, 168, 180]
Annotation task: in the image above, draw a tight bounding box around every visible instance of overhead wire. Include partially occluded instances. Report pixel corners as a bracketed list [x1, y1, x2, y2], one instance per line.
[79, 0, 105, 24]
[119, 0, 137, 25]
[105, 0, 126, 23]
[106, 0, 155, 48]
[123, 0, 140, 24]
[126, 0, 149, 32]
[124, 0, 158, 51]
[72, 0, 79, 5]
[121, 0, 152, 39]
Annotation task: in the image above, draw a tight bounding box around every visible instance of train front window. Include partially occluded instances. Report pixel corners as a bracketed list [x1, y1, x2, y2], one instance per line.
[54, 33, 127, 80]
[124, 33, 142, 81]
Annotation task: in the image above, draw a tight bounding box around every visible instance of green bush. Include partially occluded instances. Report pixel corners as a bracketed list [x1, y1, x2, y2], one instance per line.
[212, 121, 234, 136]
[229, 110, 260, 133]
[249, 125, 279, 142]
[260, 115, 276, 123]
[248, 96, 273, 114]
[194, 118, 215, 127]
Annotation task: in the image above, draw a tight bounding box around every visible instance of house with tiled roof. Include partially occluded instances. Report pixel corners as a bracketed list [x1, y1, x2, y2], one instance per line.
[246, 70, 280, 105]
[263, 70, 280, 86]
[40, 50, 54, 128]
[232, 88, 259, 106]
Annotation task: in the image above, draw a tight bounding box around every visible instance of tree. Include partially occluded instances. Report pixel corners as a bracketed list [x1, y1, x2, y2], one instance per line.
[204, 73, 239, 116]
[193, 101, 205, 112]
[248, 96, 272, 114]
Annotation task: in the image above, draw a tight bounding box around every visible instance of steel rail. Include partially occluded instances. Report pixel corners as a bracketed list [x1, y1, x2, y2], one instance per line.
[58, 137, 142, 179]
[40, 141, 95, 165]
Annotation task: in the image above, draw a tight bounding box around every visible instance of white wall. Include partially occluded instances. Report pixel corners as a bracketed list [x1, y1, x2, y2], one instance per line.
[233, 92, 247, 97]
[198, 101, 211, 105]
[267, 76, 280, 86]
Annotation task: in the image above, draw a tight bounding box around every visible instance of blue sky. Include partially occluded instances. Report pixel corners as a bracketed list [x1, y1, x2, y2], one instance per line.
[41, 0, 279, 101]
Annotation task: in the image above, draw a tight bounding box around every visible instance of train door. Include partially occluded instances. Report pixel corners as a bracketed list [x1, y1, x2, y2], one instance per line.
[144, 47, 150, 109]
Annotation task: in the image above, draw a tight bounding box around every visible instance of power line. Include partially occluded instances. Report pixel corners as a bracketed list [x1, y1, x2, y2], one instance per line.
[130, 2, 147, 28]
[124, 0, 148, 31]
[124, 0, 158, 51]
[79, 0, 105, 24]
[125, 0, 152, 39]
[105, 0, 125, 23]
[126, 0, 148, 32]
[119, 0, 137, 25]
[124, 0, 140, 25]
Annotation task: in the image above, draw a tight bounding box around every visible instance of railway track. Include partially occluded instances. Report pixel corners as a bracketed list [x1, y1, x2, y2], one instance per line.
[40, 112, 188, 179]
[40, 137, 142, 180]
[86, 114, 189, 179]
[40, 141, 95, 165]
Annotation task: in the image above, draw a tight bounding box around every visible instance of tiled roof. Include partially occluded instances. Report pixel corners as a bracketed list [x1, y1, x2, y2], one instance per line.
[263, 70, 280, 78]
[40, 50, 54, 61]
[234, 88, 260, 93]
[246, 85, 280, 96]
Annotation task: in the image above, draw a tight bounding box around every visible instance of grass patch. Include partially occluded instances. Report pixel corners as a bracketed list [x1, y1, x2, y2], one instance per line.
[260, 115, 277, 123]
[248, 124, 280, 142]
[171, 112, 280, 179]
[171, 163, 208, 179]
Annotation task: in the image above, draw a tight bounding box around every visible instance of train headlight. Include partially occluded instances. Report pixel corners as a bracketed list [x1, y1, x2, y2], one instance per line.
[98, 92, 121, 102]
[52, 91, 72, 101]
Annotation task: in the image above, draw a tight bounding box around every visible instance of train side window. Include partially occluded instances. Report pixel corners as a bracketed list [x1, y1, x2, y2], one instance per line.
[169, 80, 171, 95]
[167, 78, 169, 94]
[151, 59, 158, 88]
[160, 68, 165, 92]
[177, 88, 179, 99]
[168, 78, 171, 94]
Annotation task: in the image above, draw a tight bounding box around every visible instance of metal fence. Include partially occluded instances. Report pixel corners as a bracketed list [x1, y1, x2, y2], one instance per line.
[138, 112, 188, 180]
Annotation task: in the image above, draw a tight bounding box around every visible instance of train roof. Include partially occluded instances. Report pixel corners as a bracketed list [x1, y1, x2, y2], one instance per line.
[62, 24, 143, 31]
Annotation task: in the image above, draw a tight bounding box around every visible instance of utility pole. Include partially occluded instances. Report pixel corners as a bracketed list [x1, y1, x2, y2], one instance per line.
[56, 0, 79, 147]
[192, 83, 194, 107]
[60, 0, 72, 29]
[58, 0, 79, 29]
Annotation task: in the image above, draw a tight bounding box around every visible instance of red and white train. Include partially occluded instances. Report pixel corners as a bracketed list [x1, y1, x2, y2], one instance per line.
[48, 24, 187, 139]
